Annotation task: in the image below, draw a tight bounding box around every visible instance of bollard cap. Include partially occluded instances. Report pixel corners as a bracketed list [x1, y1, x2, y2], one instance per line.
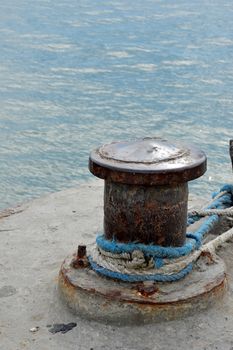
[89, 137, 207, 185]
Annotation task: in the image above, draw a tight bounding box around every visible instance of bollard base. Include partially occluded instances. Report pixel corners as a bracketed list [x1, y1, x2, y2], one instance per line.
[58, 252, 227, 325]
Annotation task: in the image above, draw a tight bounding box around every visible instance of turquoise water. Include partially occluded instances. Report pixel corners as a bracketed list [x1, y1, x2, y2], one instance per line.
[0, 0, 233, 209]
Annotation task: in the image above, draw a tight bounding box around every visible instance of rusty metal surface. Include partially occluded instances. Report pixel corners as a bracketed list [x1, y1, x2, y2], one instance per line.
[72, 245, 89, 268]
[58, 253, 226, 325]
[89, 137, 207, 185]
[230, 139, 233, 171]
[104, 180, 188, 245]
[89, 138, 206, 246]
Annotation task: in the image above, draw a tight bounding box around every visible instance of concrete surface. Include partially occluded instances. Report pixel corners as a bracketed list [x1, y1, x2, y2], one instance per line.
[1, 181, 233, 350]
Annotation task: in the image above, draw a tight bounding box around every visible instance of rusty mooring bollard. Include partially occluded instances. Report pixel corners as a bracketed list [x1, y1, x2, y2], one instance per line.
[59, 137, 228, 323]
[89, 137, 207, 247]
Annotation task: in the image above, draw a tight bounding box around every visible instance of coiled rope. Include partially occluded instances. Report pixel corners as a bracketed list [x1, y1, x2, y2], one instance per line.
[88, 184, 233, 283]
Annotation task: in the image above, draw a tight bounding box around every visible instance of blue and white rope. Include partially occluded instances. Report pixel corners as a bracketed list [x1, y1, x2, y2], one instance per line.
[88, 185, 233, 283]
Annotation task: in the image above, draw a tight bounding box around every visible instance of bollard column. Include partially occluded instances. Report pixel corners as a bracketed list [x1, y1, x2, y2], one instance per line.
[89, 137, 206, 247]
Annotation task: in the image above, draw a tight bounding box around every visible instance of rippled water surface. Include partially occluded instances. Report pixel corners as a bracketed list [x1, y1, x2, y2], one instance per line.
[0, 0, 233, 209]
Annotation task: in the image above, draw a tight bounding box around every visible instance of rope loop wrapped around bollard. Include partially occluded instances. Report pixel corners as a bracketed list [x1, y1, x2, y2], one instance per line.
[88, 184, 233, 283]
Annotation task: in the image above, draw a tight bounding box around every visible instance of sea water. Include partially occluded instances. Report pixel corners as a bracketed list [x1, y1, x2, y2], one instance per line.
[0, 0, 233, 209]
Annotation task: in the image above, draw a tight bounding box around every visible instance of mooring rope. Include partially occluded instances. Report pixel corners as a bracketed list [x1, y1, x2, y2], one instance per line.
[88, 184, 233, 283]
[188, 208, 233, 217]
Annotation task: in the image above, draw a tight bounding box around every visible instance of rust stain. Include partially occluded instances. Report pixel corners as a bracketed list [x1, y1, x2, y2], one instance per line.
[136, 284, 159, 297]
[104, 180, 188, 246]
[105, 290, 122, 298]
[127, 276, 227, 307]
[59, 269, 77, 290]
[89, 158, 207, 186]
[200, 250, 216, 265]
[72, 246, 89, 269]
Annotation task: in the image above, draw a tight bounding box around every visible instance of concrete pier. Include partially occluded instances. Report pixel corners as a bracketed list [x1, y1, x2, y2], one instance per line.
[1, 181, 233, 350]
